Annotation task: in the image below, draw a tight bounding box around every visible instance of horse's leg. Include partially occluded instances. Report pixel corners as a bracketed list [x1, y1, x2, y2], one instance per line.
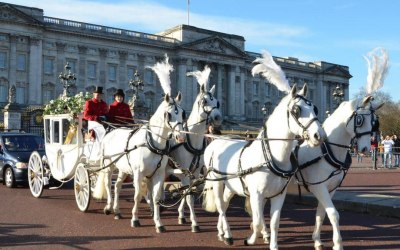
[130, 172, 142, 228]
[178, 176, 188, 225]
[313, 188, 343, 250]
[245, 193, 264, 246]
[259, 200, 270, 244]
[312, 202, 327, 250]
[269, 193, 286, 250]
[103, 161, 113, 215]
[113, 171, 127, 220]
[214, 182, 233, 245]
[179, 176, 200, 232]
[151, 172, 166, 233]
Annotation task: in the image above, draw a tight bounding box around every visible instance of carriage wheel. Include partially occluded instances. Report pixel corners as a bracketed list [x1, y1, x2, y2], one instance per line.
[28, 151, 44, 198]
[74, 163, 91, 212]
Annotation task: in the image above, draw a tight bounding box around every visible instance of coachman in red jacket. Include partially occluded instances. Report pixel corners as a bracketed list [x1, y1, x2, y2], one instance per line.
[107, 89, 134, 125]
[84, 86, 108, 122]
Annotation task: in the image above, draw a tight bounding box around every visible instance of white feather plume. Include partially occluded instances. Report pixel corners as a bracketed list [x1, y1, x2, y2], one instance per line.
[252, 50, 291, 93]
[364, 47, 389, 94]
[146, 54, 173, 95]
[186, 65, 211, 90]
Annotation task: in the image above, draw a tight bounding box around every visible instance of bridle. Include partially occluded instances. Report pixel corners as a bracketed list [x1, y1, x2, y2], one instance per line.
[346, 106, 379, 144]
[164, 99, 185, 133]
[287, 95, 320, 141]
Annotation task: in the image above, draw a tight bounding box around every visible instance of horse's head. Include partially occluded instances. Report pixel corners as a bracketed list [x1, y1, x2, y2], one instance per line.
[163, 92, 186, 143]
[195, 84, 222, 127]
[339, 96, 383, 153]
[285, 84, 326, 147]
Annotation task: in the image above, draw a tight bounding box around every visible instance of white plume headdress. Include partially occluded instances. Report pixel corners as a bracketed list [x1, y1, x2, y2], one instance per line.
[186, 65, 211, 90]
[146, 54, 173, 95]
[364, 47, 389, 94]
[251, 50, 291, 93]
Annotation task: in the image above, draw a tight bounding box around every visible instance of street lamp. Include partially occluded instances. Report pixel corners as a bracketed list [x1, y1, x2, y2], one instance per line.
[261, 103, 268, 119]
[332, 84, 344, 108]
[128, 70, 144, 108]
[59, 62, 76, 97]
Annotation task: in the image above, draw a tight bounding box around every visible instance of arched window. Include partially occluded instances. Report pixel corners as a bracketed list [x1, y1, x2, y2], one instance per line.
[42, 82, 55, 104]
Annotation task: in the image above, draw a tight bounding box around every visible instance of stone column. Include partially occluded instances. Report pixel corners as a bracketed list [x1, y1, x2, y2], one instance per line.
[227, 65, 236, 117]
[177, 57, 188, 109]
[99, 48, 108, 87]
[29, 37, 43, 104]
[56, 42, 66, 95]
[8, 35, 17, 89]
[78, 45, 87, 91]
[118, 50, 128, 89]
[216, 64, 223, 100]
[239, 66, 246, 117]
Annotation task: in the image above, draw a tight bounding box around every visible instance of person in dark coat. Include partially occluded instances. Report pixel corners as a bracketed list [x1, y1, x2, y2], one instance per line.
[107, 89, 134, 125]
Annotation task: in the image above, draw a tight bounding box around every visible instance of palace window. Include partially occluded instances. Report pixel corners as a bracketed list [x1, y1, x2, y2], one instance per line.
[44, 58, 54, 75]
[87, 62, 96, 79]
[16, 86, 25, 104]
[253, 81, 259, 96]
[108, 65, 117, 81]
[0, 52, 6, 69]
[17, 54, 26, 71]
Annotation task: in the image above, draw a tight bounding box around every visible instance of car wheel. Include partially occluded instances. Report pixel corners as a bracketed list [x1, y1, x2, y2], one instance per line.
[5, 167, 15, 188]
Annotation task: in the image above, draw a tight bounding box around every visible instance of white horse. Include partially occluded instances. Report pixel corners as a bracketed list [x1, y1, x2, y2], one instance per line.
[290, 97, 382, 250]
[93, 55, 186, 233]
[287, 48, 388, 250]
[202, 82, 325, 249]
[167, 66, 222, 233]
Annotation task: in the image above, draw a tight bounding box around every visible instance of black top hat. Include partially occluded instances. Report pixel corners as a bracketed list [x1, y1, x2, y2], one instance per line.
[113, 89, 125, 98]
[93, 86, 103, 94]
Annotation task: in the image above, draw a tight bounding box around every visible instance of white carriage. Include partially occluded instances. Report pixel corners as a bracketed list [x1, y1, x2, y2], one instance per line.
[28, 113, 103, 212]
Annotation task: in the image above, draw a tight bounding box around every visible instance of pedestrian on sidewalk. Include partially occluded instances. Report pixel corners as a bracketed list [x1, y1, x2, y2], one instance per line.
[393, 134, 400, 168]
[382, 135, 394, 168]
[371, 136, 379, 170]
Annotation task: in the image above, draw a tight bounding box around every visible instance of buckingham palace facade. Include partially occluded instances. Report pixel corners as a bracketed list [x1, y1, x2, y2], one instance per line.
[0, 2, 351, 127]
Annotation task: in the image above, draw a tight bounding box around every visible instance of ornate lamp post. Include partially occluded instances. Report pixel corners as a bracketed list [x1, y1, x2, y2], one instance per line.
[261, 103, 268, 120]
[58, 62, 76, 97]
[128, 70, 144, 108]
[332, 84, 344, 109]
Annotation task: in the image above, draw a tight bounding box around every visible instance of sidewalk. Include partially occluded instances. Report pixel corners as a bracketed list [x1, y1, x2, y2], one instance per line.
[286, 156, 400, 219]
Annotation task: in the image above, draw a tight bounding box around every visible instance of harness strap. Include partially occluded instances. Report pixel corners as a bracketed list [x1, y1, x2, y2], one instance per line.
[146, 125, 170, 155]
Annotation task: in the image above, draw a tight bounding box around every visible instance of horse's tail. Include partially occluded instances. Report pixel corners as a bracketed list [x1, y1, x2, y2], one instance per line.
[202, 180, 217, 213]
[244, 196, 252, 216]
[92, 170, 107, 200]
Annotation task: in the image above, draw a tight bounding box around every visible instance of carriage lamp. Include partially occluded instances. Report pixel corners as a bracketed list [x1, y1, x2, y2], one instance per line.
[59, 62, 76, 97]
[332, 84, 344, 108]
[128, 70, 144, 108]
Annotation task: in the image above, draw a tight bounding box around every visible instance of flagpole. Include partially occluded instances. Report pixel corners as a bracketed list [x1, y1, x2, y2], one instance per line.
[187, 0, 190, 25]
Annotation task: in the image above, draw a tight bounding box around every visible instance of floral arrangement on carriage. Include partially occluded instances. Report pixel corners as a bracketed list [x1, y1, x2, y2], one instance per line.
[43, 92, 91, 144]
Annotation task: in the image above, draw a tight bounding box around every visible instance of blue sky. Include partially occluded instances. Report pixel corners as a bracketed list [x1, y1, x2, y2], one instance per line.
[8, 0, 400, 101]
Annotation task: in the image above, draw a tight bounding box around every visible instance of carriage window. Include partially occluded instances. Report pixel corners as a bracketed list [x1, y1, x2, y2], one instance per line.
[62, 119, 77, 145]
[53, 121, 60, 143]
[45, 119, 50, 143]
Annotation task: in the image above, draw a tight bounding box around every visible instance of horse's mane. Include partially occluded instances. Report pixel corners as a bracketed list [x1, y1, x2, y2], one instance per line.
[324, 98, 360, 128]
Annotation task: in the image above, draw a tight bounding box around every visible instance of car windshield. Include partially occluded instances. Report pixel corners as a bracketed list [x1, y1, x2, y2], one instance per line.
[2, 135, 45, 152]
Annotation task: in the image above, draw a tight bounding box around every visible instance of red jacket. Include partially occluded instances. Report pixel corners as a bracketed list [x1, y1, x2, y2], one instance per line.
[83, 98, 108, 121]
[108, 101, 133, 124]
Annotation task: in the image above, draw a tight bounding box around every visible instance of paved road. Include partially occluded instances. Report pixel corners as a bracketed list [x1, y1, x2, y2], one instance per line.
[0, 164, 399, 250]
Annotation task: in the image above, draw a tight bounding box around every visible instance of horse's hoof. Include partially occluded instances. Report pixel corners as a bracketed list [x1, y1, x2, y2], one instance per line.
[131, 220, 141, 228]
[223, 237, 234, 246]
[218, 234, 224, 242]
[244, 239, 249, 246]
[191, 225, 200, 233]
[315, 245, 325, 250]
[263, 236, 270, 244]
[114, 213, 122, 220]
[103, 208, 111, 215]
[156, 226, 166, 233]
[178, 218, 186, 225]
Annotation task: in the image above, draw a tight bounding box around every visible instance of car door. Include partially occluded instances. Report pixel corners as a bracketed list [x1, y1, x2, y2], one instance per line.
[0, 136, 5, 179]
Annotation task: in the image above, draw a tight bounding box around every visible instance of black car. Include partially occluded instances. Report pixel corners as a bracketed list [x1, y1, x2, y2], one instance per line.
[0, 132, 45, 188]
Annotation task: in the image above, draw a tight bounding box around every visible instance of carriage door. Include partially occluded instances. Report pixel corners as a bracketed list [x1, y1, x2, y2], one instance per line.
[45, 116, 80, 180]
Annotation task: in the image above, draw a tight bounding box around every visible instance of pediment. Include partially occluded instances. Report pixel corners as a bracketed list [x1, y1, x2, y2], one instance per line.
[0, 4, 42, 25]
[323, 65, 352, 79]
[180, 36, 247, 57]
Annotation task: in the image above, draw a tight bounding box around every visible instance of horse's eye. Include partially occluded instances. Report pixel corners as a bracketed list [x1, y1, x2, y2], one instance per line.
[292, 105, 301, 119]
[203, 99, 208, 105]
[313, 106, 319, 116]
